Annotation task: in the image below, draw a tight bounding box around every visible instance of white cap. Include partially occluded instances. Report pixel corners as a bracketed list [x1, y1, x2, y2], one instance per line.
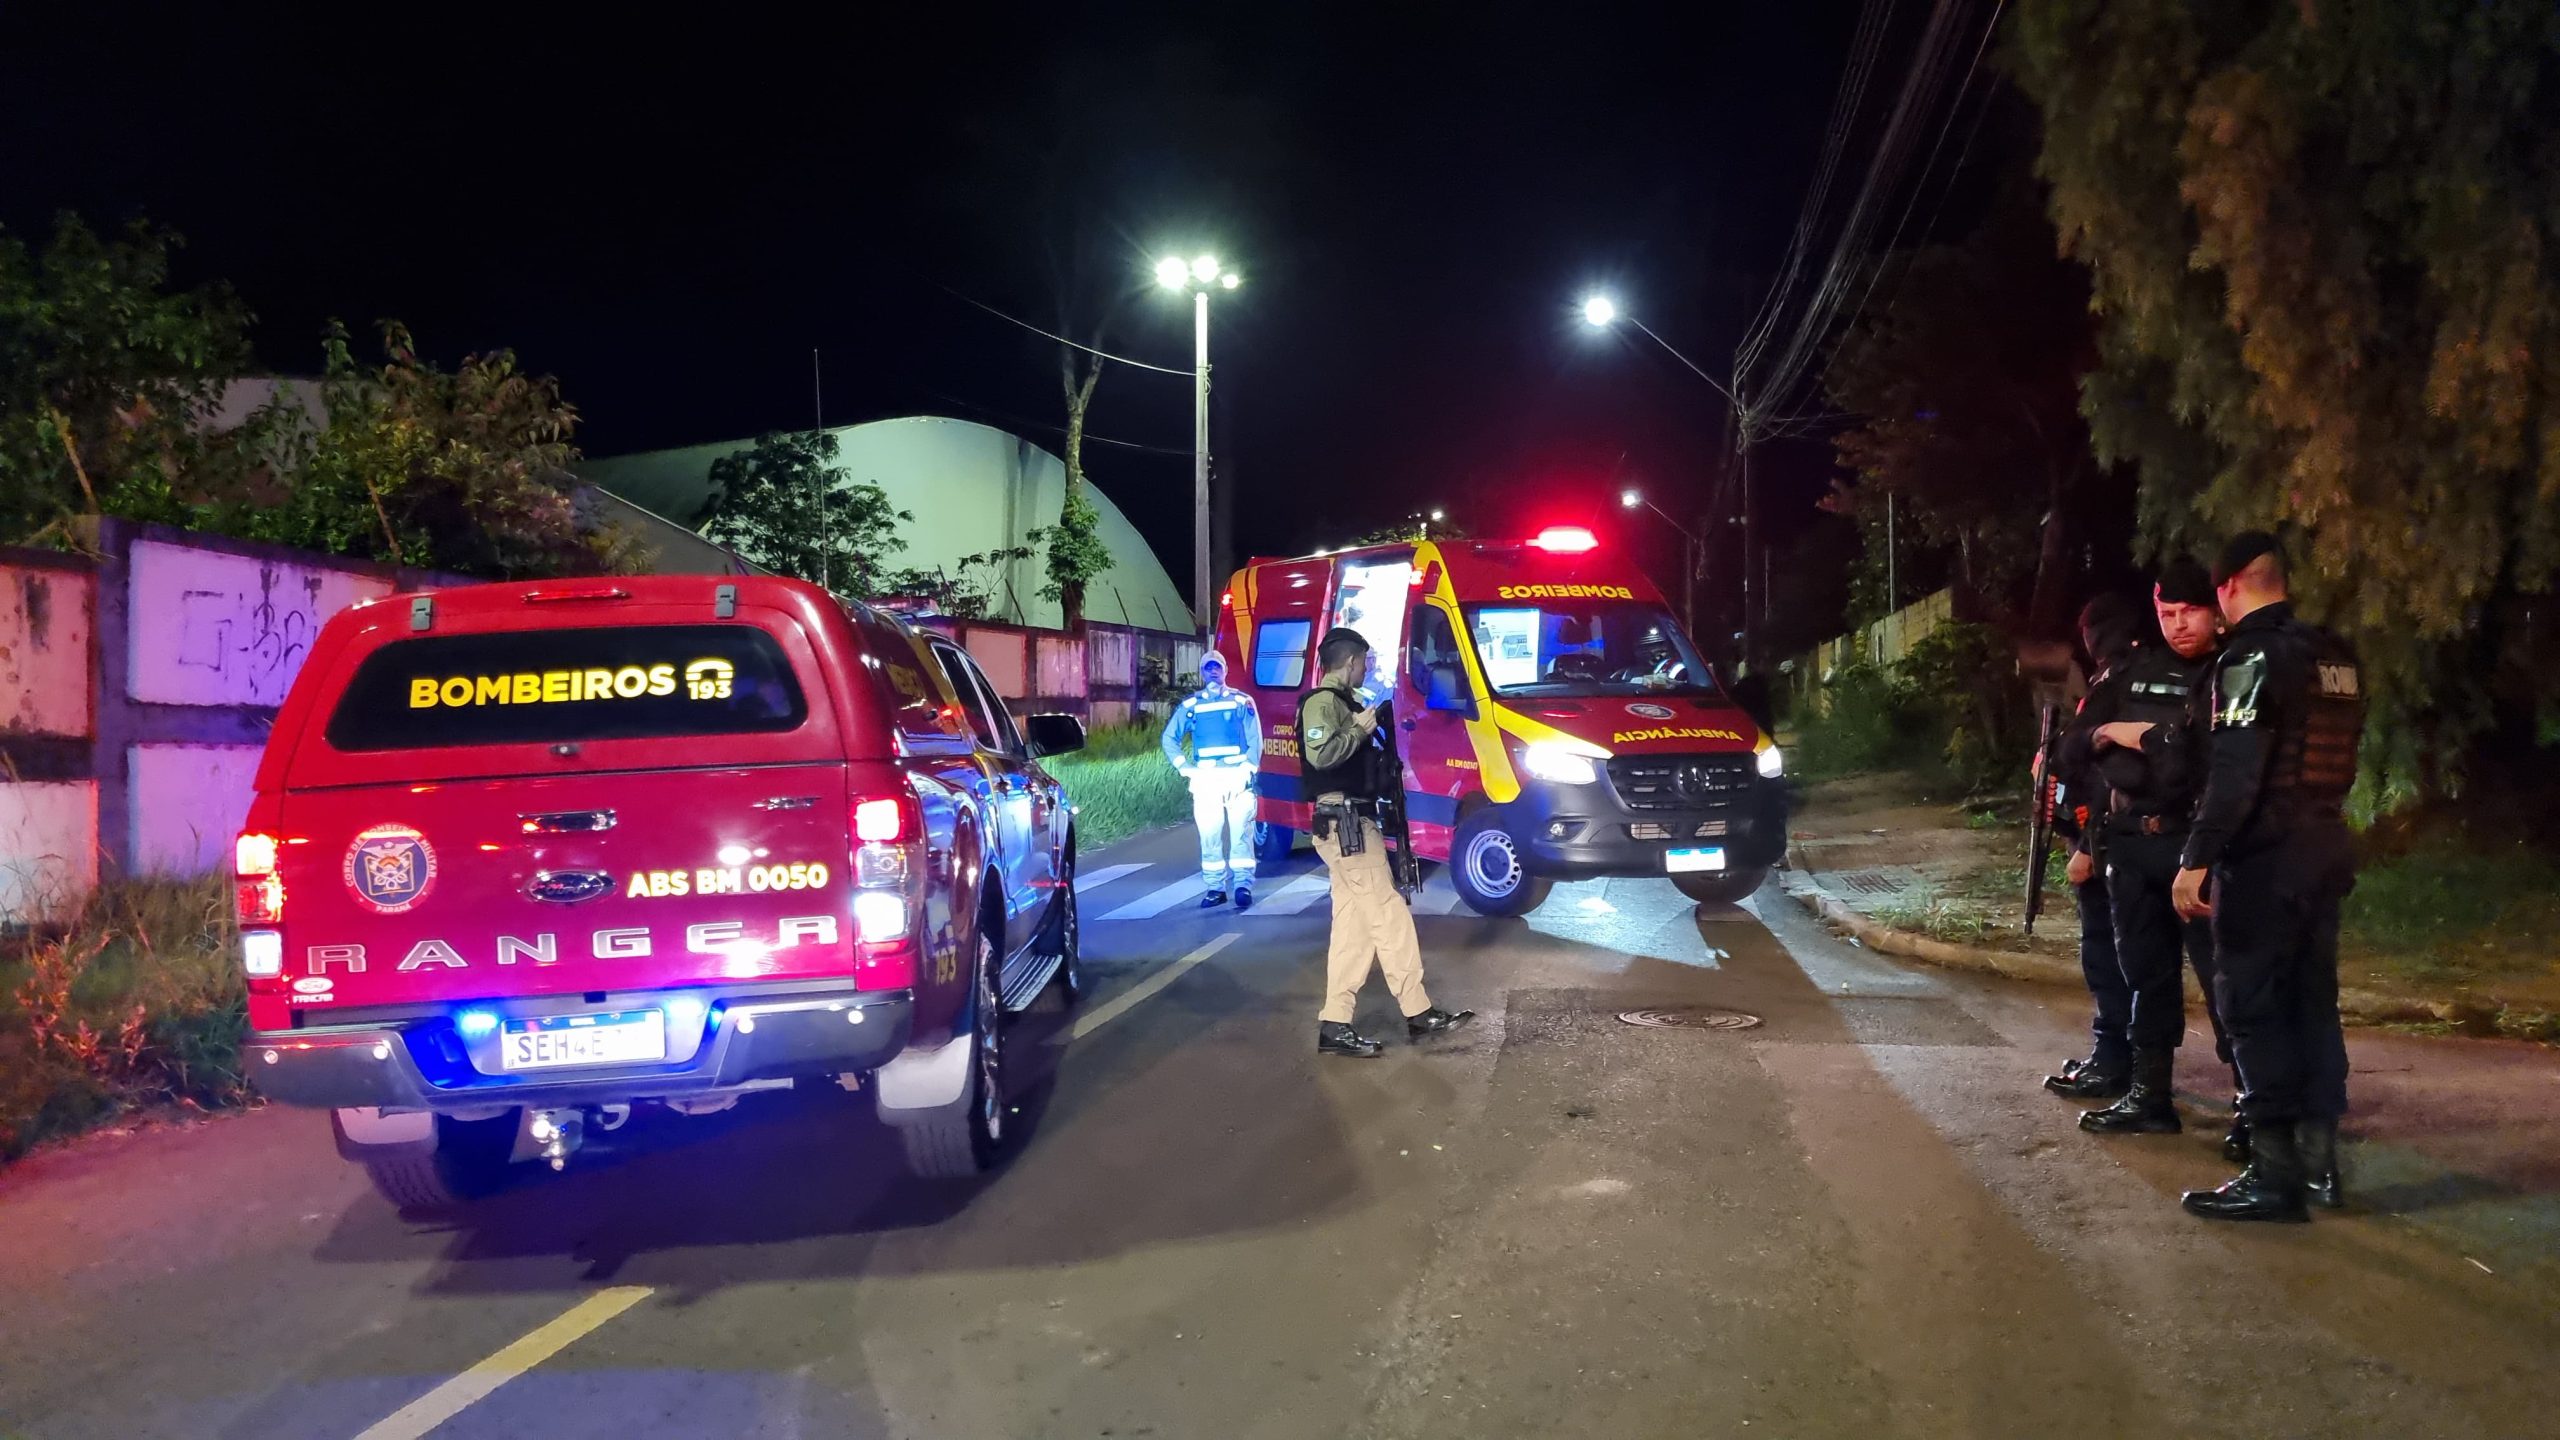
[1200, 650, 1227, 675]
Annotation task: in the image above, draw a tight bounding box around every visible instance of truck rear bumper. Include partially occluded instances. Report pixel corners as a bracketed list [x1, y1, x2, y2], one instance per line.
[248, 983, 913, 1113]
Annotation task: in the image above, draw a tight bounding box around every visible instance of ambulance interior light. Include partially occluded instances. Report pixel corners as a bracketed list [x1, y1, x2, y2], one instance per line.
[1529, 526, 1599, 554]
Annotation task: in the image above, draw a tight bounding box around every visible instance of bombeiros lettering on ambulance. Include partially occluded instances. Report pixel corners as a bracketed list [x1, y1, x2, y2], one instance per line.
[404, 656, 737, 709]
[1494, 584, 1634, 600]
[296, 913, 845, 975]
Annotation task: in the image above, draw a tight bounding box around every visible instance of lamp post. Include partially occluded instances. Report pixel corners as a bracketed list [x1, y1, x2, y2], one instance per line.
[1621, 488, 1701, 640]
[1156, 254, 1242, 631]
[1582, 294, 1751, 661]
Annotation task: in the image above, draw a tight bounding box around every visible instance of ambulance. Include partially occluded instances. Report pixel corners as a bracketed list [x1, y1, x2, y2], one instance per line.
[1213, 527, 1787, 916]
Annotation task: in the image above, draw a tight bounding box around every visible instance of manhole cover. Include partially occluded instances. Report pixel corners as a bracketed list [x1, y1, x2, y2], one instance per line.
[1617, 1007, 1762, 1031]
[1836, 870, 1908, 896]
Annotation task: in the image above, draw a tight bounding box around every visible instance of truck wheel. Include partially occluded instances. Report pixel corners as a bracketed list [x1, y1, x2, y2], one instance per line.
[338, 1110, 515, 1215]
[1673, 866, 1768, 906]
[1041, 867, 1084, 1003]
[1254, 821, 1294, 865]
[896, 923, 1010, 1180]
[1451, 810, 1551, 917]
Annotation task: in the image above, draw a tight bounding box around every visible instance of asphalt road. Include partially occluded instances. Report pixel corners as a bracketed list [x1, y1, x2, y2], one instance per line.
[5, 824, 2559, 1439]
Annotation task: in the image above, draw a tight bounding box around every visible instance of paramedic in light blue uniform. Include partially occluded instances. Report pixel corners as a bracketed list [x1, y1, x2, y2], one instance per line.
[1161, 651, 1263, 909]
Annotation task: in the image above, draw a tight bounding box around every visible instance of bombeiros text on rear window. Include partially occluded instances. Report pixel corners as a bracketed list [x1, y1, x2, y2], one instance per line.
[324, 624, 808, 751]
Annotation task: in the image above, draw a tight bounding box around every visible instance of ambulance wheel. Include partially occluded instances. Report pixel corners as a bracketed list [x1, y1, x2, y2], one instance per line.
[1673, 866, 1767, 906]
[1452, 811, 1551, 917]
[1254, 822, 1295, 865]
[340, 1110, 514, 1215]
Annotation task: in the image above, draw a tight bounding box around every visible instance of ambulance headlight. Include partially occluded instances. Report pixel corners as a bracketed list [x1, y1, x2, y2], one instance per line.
[1757, 745, 1785, 779]
[1521, 742, 1600, 786]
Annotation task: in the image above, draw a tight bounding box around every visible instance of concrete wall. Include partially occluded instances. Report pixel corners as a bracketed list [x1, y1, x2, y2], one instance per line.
[0, 522, 457, 924]
[1787, 588, 1956, 717]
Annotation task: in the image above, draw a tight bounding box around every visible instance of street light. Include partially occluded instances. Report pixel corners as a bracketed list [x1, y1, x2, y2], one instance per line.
[1582, 292, 1756, 665]
[1620, 487, 1702, 641]
[1157, 252, 1243, 631]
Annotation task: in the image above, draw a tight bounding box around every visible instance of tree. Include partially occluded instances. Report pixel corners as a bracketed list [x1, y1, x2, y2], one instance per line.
[889, 544, 1040, 620]
[0, 215, 258, 544]
[227, 321, 629, 578]
[1822, 179, 2109, 639]
[2008, 0, 2560, 809]
[698, 430, 911, 594]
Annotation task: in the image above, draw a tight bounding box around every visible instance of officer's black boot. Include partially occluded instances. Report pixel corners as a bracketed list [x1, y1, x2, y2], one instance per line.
[1233, 884, 1254, 912]
[2299, 1117, 2344, 1210]
[2221, 1095, 2250, 1165]
[2081, 1049, 2182, 1134]
[2181, 1118, 2311, 1223]
[1318, 1021, 1382, 1058]
[1406, 1007, 1476, 1039]
[1199, 889, 1229, 909]
[2043, 1055, 2131, 1100]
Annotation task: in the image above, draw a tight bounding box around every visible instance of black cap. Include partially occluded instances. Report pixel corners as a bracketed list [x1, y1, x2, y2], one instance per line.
[2154, 557, 2215, 606]
[2213, 531, 2284, 588]
[2077, 592, 2145, 664]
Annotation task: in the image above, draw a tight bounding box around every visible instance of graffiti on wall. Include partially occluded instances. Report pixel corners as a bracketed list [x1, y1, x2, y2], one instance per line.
[126, 539, 392, 708]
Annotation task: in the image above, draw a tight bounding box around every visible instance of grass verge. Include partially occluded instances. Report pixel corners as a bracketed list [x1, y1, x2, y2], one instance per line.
[1, 874, 250, 1164]
[1046, 721, 1193, 851]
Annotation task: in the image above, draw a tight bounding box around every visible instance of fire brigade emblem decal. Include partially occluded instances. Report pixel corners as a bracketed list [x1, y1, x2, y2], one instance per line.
[345, 824, 437, 914]
[1626, 702, 1676, 720]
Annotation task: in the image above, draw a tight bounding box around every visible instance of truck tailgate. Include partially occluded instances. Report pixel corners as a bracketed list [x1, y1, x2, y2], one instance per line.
[276, 763, 854, 1011]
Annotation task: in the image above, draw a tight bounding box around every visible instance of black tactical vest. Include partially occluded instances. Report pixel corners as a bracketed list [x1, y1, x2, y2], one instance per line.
[1296, 686, 1382, 800]
[2097, 644, 2209, 810]
[2271, 619, 2363, 808]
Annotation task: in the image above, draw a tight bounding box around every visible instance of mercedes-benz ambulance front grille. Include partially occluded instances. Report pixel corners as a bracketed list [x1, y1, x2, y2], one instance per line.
[1607, 754, 1755, 811]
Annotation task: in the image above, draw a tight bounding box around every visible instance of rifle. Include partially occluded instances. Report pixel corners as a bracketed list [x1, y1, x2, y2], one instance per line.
[1370, 699, 1422, 895]
[2024, 699, 2063, 934]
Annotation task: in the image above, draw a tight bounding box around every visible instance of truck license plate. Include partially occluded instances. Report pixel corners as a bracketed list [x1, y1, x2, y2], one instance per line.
[1665, 846, 1727, 874]
[500, 1010, 666, 1071]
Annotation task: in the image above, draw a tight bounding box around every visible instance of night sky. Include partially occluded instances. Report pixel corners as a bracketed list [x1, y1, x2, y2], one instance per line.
[4, 1, 1878, 624]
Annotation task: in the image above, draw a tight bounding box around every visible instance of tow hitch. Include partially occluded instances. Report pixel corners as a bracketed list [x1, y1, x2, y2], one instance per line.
[527, 1107, 584, 1171]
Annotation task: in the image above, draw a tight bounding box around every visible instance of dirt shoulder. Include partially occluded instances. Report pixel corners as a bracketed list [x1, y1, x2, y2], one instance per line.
[1785, 770, 2560, 1043]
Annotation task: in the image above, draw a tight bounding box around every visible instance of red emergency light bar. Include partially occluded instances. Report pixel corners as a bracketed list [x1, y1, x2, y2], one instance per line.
[1528, 526, 1599, 554]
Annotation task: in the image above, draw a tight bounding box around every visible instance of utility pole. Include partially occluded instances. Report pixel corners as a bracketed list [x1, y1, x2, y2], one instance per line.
[1193, 288, 1211, 633]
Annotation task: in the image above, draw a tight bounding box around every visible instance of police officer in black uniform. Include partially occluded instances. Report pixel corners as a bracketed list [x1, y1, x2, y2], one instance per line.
[2070, 559, 2234, 1141]
[2041, 594, 2145, 1102]
[2173, 533, 2362, 1223]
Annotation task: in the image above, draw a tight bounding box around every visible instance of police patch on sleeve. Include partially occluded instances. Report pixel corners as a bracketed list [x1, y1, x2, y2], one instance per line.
[1305, 726, 1329, 744]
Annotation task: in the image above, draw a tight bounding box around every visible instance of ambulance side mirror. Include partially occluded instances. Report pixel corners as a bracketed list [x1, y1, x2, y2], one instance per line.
[1424, 663, 1476, 717]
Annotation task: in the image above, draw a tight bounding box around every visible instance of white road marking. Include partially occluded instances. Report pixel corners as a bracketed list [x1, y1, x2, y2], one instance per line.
[1096, 875, 1210, 921]
[350, 1286, 652, 1440]
[1248, 870, 1333, 915]
[1073, 862, 1148, 894]
[1070, 933, 1241, 1039]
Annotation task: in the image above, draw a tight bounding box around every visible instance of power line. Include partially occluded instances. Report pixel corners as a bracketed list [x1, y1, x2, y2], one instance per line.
[914, 388, 1195, 460]
[939, 286, 1193, 377]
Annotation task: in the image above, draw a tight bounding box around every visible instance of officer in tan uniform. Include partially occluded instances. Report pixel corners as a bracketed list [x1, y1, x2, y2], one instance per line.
[1298, 626, 1473, 1058]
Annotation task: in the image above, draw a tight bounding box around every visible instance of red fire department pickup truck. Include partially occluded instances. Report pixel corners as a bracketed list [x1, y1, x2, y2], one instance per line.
[1215, 527, 1787, 915]
[234, 576, 1083, 1211]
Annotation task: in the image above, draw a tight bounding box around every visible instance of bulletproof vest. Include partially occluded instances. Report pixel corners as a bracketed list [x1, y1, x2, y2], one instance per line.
[2269, 619, 2363, 809]
[1185, 690, 1254, 766]
[1296, 686, 1382, 800]
[2096, 644, 2209, 807]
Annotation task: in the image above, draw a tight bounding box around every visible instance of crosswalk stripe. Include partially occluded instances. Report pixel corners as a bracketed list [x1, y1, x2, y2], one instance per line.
[1249, 870, 1333, 915]
[1073, 862, 1148, 895]
[1096, 875, 1209, 922]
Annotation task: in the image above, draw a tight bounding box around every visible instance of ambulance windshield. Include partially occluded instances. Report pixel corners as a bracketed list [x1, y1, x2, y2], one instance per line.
[1463, 602, 1716, 697]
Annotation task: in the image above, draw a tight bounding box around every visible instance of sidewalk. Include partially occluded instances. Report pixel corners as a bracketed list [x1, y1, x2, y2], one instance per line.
[1781, 771, 2560, 1039]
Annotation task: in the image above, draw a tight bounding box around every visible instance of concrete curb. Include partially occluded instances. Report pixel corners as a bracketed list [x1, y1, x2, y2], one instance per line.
[1781, 873, 2539, 1037]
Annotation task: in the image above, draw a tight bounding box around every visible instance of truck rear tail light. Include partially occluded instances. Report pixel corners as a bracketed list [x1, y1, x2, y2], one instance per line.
[852, 784, 923, 990]
[234, 831, 285, 926]
[241, 930, 283, 978]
